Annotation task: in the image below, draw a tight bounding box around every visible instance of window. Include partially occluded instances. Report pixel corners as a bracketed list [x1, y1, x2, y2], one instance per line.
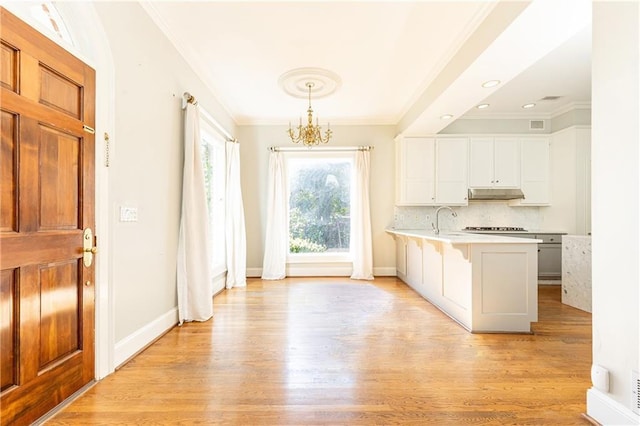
[200, 119, 226, 277]
[286, 153, 353, 260]
[15, 2, 75, 46]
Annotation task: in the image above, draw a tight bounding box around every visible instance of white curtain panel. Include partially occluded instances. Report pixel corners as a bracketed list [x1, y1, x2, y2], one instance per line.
[225, 141, 247, 289]
[177, 103, 214, 324]
[350, 150, 374, 280]
[261, 151, 288, 280]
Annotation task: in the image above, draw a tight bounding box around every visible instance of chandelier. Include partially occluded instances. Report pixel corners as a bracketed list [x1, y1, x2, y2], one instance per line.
[288, 82, 332, 146]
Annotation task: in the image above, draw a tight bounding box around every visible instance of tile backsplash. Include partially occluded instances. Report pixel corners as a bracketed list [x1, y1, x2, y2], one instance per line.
[393, 202, 542, 231]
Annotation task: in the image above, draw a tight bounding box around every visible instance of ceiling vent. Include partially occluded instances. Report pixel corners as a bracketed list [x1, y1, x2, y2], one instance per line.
[529, 120, 545, 130]
[539, 96, 562, 101]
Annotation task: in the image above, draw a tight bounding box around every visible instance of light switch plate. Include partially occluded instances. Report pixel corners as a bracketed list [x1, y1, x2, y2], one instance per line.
[119, 206, 138, 222]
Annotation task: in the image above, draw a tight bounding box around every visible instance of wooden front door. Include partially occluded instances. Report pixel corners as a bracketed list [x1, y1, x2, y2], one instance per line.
[1, 7, 96, 425]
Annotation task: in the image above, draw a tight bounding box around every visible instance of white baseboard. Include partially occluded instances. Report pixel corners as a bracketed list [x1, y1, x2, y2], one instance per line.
[247, 266, 397, 278]
[114, 307, 178, 368]
[587, 387, 639, 425]
[373, 267, 396, 276]
[286, 265, 351, 276]
[212, 272, 226, 294]
[246, 268, 262, 278]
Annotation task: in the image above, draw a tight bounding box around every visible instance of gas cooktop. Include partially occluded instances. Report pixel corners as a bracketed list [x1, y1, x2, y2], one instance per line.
[463, 226, 527, 232]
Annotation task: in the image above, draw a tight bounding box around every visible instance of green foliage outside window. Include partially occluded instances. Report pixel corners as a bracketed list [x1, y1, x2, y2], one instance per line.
[289, 160, 351, 253]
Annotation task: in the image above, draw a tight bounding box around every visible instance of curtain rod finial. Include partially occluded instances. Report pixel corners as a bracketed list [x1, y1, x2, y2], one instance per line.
[182, 92, 197, 109]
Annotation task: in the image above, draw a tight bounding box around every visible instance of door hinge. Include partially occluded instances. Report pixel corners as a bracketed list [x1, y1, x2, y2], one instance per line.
[83, 124, 96, 134]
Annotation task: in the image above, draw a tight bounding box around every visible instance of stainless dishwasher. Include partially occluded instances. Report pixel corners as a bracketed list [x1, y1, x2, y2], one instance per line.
[536, 234, 562, 279]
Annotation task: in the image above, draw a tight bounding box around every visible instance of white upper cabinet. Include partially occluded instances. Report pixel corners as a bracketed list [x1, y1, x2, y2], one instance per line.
[517, 137, 550, 205]
[396, 134, 551, 207]
[469, 137, 521, 188]
[396, 137, 435, 205]
[436, 137, 468, 205]
[396, 137, 468, 206]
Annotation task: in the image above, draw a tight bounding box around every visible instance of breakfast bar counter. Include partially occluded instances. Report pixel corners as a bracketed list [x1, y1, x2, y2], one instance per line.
[386, 229, 541, 333]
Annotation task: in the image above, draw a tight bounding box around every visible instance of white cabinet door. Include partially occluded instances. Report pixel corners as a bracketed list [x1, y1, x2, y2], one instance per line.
[469, 137, 520, 188]
[436, 138, 468, 205]
[469, 137, 494, 187]
[519, 138, 550, 205]
[396, 137, 435, 205]
[493, 138, 521, 187]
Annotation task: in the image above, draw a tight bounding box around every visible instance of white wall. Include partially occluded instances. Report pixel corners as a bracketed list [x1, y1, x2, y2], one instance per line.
[587, 2, 639, 424]
[94, 2, 234, 342]
[238, 125, 396, 276]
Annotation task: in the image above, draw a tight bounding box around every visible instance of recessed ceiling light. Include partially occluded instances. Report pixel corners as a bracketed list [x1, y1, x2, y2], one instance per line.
[476, 103, 490, 109]
[481, 80, 500, 88]
[440, 114, 454, 120]
[522, 103, 536, 109]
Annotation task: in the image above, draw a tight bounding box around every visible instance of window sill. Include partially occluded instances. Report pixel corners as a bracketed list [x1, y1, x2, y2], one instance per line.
[287, 253, 352, 264]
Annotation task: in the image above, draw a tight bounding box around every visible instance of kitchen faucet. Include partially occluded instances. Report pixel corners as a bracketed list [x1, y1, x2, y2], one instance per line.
[432, 206, 457, 234]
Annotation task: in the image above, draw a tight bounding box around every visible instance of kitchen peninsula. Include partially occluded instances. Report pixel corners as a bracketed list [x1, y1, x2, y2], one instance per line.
[387, 229, 541, 333]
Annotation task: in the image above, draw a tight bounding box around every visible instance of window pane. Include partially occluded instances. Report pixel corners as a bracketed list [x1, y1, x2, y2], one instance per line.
[200, 125, 226, 275]
[288, 157, 351, 254]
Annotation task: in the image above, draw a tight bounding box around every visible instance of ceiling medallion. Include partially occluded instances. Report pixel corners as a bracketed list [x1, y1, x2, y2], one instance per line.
[278, 67, 341, 99]
[280, 68, 340, 147]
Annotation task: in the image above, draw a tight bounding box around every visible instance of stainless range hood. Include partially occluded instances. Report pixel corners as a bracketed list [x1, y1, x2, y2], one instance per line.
[467, 188, 525, 200]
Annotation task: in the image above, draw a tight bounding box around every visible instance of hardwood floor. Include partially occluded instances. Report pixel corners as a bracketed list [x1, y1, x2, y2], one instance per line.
[47, 277, 592, 425]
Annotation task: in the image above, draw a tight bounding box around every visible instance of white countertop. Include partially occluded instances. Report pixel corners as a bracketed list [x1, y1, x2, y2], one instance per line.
[463, 230, 567, 235]
[386, 228, 542, 244]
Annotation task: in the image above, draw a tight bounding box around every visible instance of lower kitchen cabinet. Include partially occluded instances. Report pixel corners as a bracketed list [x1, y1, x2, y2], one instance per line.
[466, 232, 564, 280]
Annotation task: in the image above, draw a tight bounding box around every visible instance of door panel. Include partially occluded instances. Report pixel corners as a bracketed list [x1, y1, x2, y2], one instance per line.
[39, 125, 81, 230]
[0, 268, 18, 392]
[39, 260, 81, 368]
[1, 110, 17, 232]
[0, 7, 96, 425]
[0, 41, 18, 91]
[39, 64, 83, 119]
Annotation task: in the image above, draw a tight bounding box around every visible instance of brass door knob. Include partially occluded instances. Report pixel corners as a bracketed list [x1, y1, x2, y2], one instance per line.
[84, 247, 98, 254]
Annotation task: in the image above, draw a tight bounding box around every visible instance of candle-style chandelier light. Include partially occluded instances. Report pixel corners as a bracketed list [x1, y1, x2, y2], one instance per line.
[287, 82, 332, 147]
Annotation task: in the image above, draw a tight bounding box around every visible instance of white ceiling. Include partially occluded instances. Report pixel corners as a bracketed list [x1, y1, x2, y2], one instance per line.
[141, 1, 592, 134]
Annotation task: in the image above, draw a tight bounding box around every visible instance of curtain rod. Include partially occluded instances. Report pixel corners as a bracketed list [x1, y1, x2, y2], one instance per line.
[182, 92, 237, 143]
[268, 145, 373, 152]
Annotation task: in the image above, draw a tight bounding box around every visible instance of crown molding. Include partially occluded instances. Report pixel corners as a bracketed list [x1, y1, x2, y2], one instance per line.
[458, 112, 552, 120]
[236, 116, 397, 126]
[139, 2, 237, 125]
[550, 101, 592, 118]
[396, 1, 500, 121]
[460, 102, 592, 121]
